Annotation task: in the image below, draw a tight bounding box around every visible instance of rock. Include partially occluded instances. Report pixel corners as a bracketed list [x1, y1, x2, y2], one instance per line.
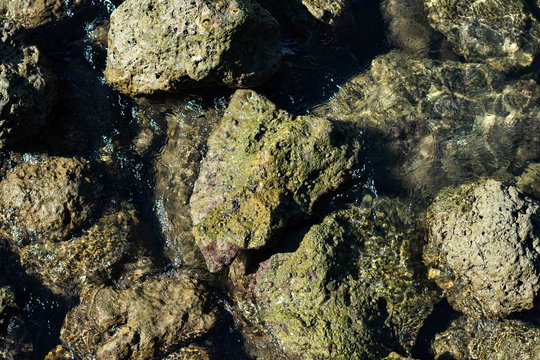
[424, 180, 540, 319]
[0, 277, 32, 359]
[381, 0, 432, 56]
[16, 200, 142, 297]
[105, 0, 282, 96]
[383, 353, 419, 360]
[190, 90, 361, 272]
[165, 346, 211, 360]
[318, 51, 540, 197]
[433, 317, 540, 360]
[0, 0, 91, 28]
[142, 95, 225, 266]
[0, 154, 100, 245]
[517, 163, 540, 199]
[301, 0, 350, 25]
[60, 272, 219, 360]
[424, 0, 540, 72]
[236, 197, 439, 359]
[0, 18, 57, 149]
[45, 345, 74, 360]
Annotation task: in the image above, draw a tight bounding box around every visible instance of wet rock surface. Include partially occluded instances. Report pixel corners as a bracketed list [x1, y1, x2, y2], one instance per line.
[424, 0, 540, 72]
[0, 18, 57, 149]
[60, 272, 219, 360]
[233, 197, 439, 359]
[0, 277, 32, 359]
[0, 154, 100, 245]
[0, 0, 91, 28]
[190, 90, 361, 272]
[319, 51, 540, 197]
[105, 0, 282, 96]
[433, 316, 540, 360]
[424, 179, 540, 319]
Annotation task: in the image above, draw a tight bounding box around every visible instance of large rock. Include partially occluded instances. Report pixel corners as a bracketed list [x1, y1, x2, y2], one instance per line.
[234, 197, 439, 359]
[60, 272, 219, 359]
[0, 154, 100, 245]
[424, 180, 540, 319]
[16, 200, 142, 297]
[0, 0, 90, 28]
[433, 317, 540, 360]
[105, 0, 282, 96]
[190, 90, 361, 272]
[424, 0, 540, 72]
[318, 51, 540, 197]
[0, 18, 57, 149]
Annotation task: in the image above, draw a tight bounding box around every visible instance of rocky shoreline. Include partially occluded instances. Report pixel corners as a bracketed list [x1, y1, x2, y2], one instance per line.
[0, 0, 539, 359]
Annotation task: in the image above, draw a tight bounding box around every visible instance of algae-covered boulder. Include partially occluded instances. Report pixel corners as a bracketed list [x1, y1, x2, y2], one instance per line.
[424, 0, 540, 72]
[0, 0, 90, 28]
[240, 197, 439, 359]
[16, 200, 142, 297]
[433, 317, 540, 360]
[0, 154, 100, 245]
[381, 0, 432, 56]
[190, 90, 361, 272]
[319, 51, 540, 197]
[61, 272, 219, 360]
[0, 18, 57, 149]
[105, 0, 281, 96]
[424, 180, 540, 319]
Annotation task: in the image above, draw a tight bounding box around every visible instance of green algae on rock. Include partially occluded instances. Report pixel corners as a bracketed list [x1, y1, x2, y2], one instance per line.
[424, 180, 540, 319]
[0, 18, 57, 149]
[0, 154, 100, 245]
[432, 316, 540, 360]
[424, 0, 540, 72]
[318, 51, 540, 197]
[190, 90, 361, 272]
[60, 272, 219, 360]
[105, 0, 282, 96]
[237, 197, 439, 359]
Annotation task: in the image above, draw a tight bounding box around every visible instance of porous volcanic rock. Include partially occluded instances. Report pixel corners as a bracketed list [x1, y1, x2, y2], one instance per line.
[0, 18, 57, 148]
[424, 0, 540, 72]
[60, 272, 219, 360]
[105, 0, 282, 96]
[0, 154, 100, 245]
[234, 197, 439, 359]
[424, 179, 540, 319]
[433, 316, 540, 360]
[190, 90, 361, 272]
[0, 0, 91, 28]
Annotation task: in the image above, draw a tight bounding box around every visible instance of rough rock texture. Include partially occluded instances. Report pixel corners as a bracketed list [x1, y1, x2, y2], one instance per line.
[319, 51, 540, 197]
[234, 197, 439, 359]
[0, 154, 100, 245]
[165, 346, 211, 360]
[0, 0, 90, 28]
[45, 345, 75, 360]
[517, 163, 540, 199]
[383, 353, 419, 360]
[190, 90, 361, 272]
[105, 0, 282, 96]
[61, 272, 219, 360]
[0, 18, 57, 148]
[0, 278, 32, 359]
[424, 180, 540, 319]
[16, 200, 142, 297]
[433, 317, 540, 360]
[301, 0, 350, 25]
[381, 0, 432, 56]
[424, 0, 540, 72]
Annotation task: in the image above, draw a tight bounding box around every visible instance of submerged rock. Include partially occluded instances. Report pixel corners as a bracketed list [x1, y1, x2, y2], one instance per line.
[517, 162, 540, 199]
[424, 180, 540, 319]
[105, 0, 281, 96]
[433, 316, 540, 360]
[0, 18, 57, 149]
[0, 278, 32, 359]
[16, 200, 143, 297]
[190, 90, 361, 272]
[424, 0, 540, 72]
[381, 0, 432, 56]
[235, 198, 439, 359]
[319, 51, 540, 197]
[0, 0, 91, 28]
[0, 154, 100, 245]
[61, 272, 219, 359]
[301, 0, 350, 25]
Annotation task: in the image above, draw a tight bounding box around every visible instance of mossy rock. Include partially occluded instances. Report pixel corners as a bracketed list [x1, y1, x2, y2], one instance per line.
[243, 197, 439, 359]
[190, 90, 361, 272]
